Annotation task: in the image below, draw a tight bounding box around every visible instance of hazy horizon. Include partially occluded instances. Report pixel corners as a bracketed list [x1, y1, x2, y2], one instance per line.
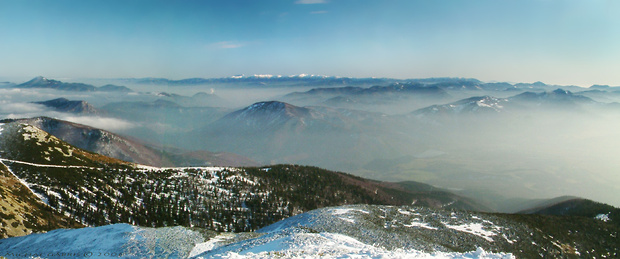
[1, 1, 620, 208]
[1, 0, 619, 87]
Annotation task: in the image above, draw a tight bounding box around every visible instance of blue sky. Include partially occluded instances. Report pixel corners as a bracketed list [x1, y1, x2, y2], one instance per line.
[1, 0, 619, 86]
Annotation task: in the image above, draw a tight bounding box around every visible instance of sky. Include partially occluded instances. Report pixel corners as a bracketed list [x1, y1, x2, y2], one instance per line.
[1, 0, 619, 86]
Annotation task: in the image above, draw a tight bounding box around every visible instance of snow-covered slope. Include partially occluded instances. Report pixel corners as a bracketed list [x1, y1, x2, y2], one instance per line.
[412, 96, 511, 116]
[193, 205, 514, 258]
[195, 205, 617, 258]
[1, 204, 618, 258]
[0, 224, 205, 259]
[33, 98, 99, 114]
[0, 206, 514, 259]
[14, 76, 97, 92]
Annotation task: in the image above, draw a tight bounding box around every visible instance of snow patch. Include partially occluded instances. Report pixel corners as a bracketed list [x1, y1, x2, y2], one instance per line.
[193, 231, 514, 258]
[403, 219, 439, 230]
[443, 222, 499, 242]
[595, 213, 611, 222]
[330, 208, 370, 215]
[189, 234, 235, 257]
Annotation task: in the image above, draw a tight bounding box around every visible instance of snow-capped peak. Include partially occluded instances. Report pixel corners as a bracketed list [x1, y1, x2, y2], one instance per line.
[228, 74, 334, 79]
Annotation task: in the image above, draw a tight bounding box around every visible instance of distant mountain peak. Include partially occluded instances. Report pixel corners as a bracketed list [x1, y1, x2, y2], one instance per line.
[237, 101, 311, 118]
[551, 88, 570, 95]
[246, 100, 287, 110]
[193, 91, 215, 97]
[23, 76, 60, 86]
[230, 74, 332, 79]
[217, 101, 316, 131]
[34, 98, 98, 114]
[16, 77, 96, 91]
[157, 92, 175, 97]
[98, 84, 133, 92]
[413, 95, 508, 115]
[511, 89, 593, 105]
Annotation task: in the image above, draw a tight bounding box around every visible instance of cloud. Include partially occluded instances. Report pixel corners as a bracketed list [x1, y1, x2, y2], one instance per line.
[310, 10, 328, 14]
[0, 102, 46, 114]
[295, 0, 327, 4]
[209, 41, 245, 49]
[59, 116, 136, 132]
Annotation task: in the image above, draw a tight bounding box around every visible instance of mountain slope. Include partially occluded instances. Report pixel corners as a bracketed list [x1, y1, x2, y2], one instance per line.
[2, 204, 617, 258]
[412, 96, 512, 116]
[509, 88, 595, 109]
[33, 98, 99, 114]
[15, 76, 97, 91]
[194, 101, 414, 169]
[244, 205, 618, 258]
[1, 117, 256, 167]
[97, 84, 133, 92]
[13, 77, 132, 92]
[156, 91, 226, 107]
[1, 117, 173, 167]
[223, 101, 312, 127]
[412, 89, 596, 117]
[283, 83, 451, 107]
[0, 122, 483, 235]
[0, 162, 82, 239]
[519, 198, 620, 226]
[0, 224, 206, 258]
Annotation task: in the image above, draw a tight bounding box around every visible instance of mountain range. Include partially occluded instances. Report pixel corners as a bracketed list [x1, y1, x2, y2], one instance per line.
[1, 204, 617, 258]
[2, 75, 620, 257]
[6, 76, 592, 93]
[0, 117, 256, 168]
[0, 120, 489, 236]
[9, 76, 618, 209]
[33, 98, 99, 114]
[189, 87, 605, 173]
[11, 76, 132, 92]
[192, 100, 412, 170]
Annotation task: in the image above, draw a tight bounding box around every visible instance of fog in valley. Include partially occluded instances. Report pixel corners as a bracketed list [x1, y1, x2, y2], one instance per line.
[2, 77, 619, 211]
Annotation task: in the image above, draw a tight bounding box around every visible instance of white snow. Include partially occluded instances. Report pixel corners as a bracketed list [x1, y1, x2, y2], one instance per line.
[443, 222, 498, 242]
[403, 219, 439, 230]
[193, 231, 514, 258]
[330, 208, 370, 215]
[0, 158, 98, 170]
[331, 208, 369, 224]
[0, 160, 49, 204]
[398, 208, 412, 215]
[134, 164, 230, 173]
[595, 213, 611, 222]
[0, 224, 138, 258]
[0, 204, 519, 259]
[189, 233, 235, 257]
[0, 224, 204, 258]
[338, 217, 356, 224]
[252, 74, 274, 78]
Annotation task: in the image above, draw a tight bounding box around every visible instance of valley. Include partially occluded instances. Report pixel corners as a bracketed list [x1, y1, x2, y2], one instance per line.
[2, 1, 619, 257]
[1, 75, 619, 258]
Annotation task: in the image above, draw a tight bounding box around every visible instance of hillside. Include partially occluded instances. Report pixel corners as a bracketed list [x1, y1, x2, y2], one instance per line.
[519, 198, 620, 226]
[194, 101, 414, 170]
[13, 76, 131, 92]
[0, 122, 483, 237]
[15, 76, 96, 91]
[1, 204, 617, 258]
[33, 98, 99, 114]
[1, 117, 174, 167]
[0, 117, 256, 167]
[0, 162, 82, 239]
